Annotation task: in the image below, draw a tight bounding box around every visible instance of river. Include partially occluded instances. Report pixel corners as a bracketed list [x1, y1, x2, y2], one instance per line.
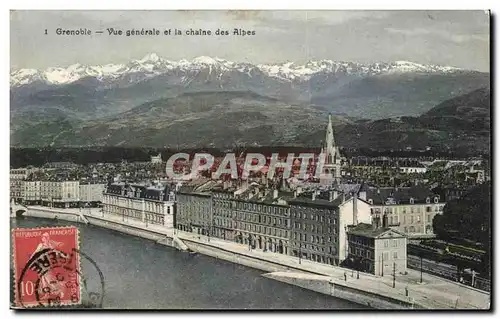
[11, 217, 366, 309]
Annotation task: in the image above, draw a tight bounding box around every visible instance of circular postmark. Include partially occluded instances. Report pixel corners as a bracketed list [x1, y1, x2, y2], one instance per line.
[16, 247, 105, 309]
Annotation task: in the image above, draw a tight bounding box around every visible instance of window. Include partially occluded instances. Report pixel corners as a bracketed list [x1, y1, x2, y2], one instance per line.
[392, 240, 398, 247]
[434, 197, 439, 204]
[384, 240, 389, 248]
[410, 198, 414, 204]
[427, 215, 431, 223]
[383, 252, 389, 261]
[393, 251, 398, 259]
[417, 216, 421, 223]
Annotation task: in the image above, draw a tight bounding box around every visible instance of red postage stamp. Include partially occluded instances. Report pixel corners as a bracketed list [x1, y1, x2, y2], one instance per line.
[12, 226, 81, 308]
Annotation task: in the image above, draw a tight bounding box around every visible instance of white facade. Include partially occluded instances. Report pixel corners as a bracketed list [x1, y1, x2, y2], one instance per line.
[10, 168, 36, 200]
[23, 181, 41, 203]
[102, 193, 174, 228]
[79, 183, 106, 202]
[374, 231, 408, 276]
[399, 166, 427, 174]
[338, 197, 372, 261]
[151, 153, 162, 164]
[370, 200, 445, 237]
[40, 181, 80, 202]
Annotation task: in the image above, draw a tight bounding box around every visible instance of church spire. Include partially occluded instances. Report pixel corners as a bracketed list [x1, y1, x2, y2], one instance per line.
[319, 113, 342, 186]
[325, 114, 336, 151]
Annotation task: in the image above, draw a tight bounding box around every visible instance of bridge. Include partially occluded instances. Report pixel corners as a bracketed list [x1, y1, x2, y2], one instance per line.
[10, 200, 90, 224]
[10, 199, 28, 217]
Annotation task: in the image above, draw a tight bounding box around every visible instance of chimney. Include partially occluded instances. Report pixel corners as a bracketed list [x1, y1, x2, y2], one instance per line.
[382, 212, 388, 228]
[359, 190, 367, 201]
[328, 191, 334, 202]
[353, 193, 358, 225]
[293, 190, 297, 198]
[273, 189, 278, 199]
[312, 192, 316, 201]
[297, 186, 302, 195]
[372, 216, 380, 230]
[342, 192, 346, 203]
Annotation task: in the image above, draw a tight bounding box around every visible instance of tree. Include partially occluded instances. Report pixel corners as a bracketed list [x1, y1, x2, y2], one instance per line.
[433, 183, 491, 274]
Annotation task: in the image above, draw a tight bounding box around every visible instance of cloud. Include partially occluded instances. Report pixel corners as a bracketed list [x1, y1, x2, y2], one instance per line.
[10, 10, 489, 72]
[385, 27, 489, 44]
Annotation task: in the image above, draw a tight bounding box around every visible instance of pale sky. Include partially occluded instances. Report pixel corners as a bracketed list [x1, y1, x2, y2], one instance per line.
[10, 10, 490, 71]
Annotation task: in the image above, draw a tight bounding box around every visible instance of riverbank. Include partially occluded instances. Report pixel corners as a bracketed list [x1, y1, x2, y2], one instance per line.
[14, 206, 490, 310]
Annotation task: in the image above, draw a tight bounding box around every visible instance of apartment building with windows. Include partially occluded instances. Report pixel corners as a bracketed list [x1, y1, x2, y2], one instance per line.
[363, 186, 444, 237]
[102, 182, 175, 227]
[347, 215, 407, 276]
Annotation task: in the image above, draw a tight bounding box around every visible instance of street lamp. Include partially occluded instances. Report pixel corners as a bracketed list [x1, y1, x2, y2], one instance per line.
[420, 253, 423, 283]
[392, 262, 396, 288]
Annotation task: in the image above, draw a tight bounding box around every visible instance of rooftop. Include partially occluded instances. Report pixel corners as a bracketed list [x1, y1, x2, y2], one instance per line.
[347, 223, 393, 238]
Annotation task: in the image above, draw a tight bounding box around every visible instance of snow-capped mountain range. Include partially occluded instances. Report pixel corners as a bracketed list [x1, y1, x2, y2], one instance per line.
[10, 53, 462, 88]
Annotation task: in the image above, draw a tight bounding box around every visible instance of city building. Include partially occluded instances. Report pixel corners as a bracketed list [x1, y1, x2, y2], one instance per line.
[40, 180, 80, 208]
[347, 215, 407, 276]
[398, 161, 427, 174]
[288, 188, 372, 266]
[22, 180, 41, 205]
[42, 162, 79, 169]
[212, 187, 237, 241]
[102, 182, 175, 227]
[10, 167, 36, 201]
[79, 183, 106, 206]
[151, 153, 163, 164]
[175, 179, 216, 234]
[364, 185, 445, 237]
[231, 185, 291, 254]
[177, 178, 293, 255]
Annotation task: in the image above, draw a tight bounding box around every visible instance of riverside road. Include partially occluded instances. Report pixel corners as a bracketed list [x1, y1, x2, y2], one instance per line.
[11, 217, 365, 309]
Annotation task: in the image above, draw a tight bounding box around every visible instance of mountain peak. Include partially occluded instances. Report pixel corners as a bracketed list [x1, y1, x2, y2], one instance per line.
[10, 55, 468, 88]
[138, 53, 162, 63]
[192, 56, 221, 64]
